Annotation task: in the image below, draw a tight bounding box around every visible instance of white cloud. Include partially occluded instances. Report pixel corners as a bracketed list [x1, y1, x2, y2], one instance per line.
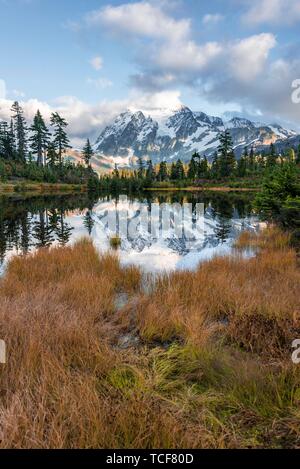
[87, 77, 113, 89]
[0, 89, 183, 148]
[243, 0, 300, 25]
[90, 56, 103, 71]
[230, 33, 276, 82]
[0, 79, 6, 99]
[156, 40, 222, 72]
[86, 1, 190, 42]
[11, 89, 26, 98]
[202, 14, 224, 25]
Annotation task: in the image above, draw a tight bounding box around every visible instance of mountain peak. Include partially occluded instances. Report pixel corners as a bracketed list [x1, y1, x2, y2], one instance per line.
[93, 104, 299, 167]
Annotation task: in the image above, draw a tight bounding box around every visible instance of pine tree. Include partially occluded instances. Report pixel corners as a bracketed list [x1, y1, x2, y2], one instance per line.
[50, 112, 71, 166]
[188, 153, 198, 179]
[82, 139, 94, 167]
[11, 101, 27, 162]
[0, 121, 15, 160]
[198, 156, 208, 178]
[211, 151, 219, 178]
[137, 157, 144, 179]
[175, 159, 185, 180]
[218, 130, 235, 177]
[267, 143, 277, 167]
[170, 162, 177, 180]
[113, 163, 120, 178]
[249, 146, 255, 172]
[237, 154, 247, 177]
[29, 110, 50, 166]
[158, 161, 168, 181]
[145, 159, 155, 184]
[47, 142, 58, 167]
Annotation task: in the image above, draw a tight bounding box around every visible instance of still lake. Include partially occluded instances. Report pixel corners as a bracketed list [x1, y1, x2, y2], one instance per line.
[0, 191, 261, 274]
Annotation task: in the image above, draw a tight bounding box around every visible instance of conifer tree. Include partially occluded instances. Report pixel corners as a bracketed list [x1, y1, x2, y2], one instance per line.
[82, 139, 94, 167]
[50, 112, 71, 166]
[158, 161, 168, 181]
[175, 159, 185, 180]
[211, 151, 219, 178]
[218, 130, 235, 177]
[113, 163, 120, 178]
[267, 143, 277, 167]
[249, 146, 255, 172]
[145, 159, 155, 184]
[237, 154, 247, 177]
[11, 101, 27, 162]
[188, 153, 198, 179]
[0, 121, 15, 160]
[137, 157, 144, 178]
[47, 142, 58, 167]
[170, 162, 177, 180]
[29, 110, 50, 166]
[198, 156, 208, 178]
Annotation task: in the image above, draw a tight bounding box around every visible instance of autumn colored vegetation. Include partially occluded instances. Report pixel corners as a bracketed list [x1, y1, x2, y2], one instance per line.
[0, 229, 300, 448]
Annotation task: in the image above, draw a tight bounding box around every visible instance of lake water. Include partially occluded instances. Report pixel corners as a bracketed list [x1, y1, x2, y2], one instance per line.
[0, 191, 261, 274]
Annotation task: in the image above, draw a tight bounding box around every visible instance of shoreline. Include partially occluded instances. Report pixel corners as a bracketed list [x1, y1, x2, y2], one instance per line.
[0, 182, 86, 197]
[144, 186, 259, 192]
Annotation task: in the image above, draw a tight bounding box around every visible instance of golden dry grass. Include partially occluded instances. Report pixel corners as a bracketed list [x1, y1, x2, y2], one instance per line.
[0, 231, 300, 448]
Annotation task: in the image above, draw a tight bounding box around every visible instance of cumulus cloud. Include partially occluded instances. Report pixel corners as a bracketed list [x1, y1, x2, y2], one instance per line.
[0, 89, 184, 148]
[156, 40, 222, 72]
[90, 56, 103, 71]
[84, 2, 276, 83]
[202, 14, 224, 25]
[229, 33, 276, 82]
[86, 1, 190, 42]
[79, 1, 297, 126]
[243, 0, 300, 25]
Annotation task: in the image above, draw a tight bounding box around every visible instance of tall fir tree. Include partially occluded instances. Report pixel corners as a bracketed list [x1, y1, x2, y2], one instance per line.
[188, 153, 198, 179]
[198, 156, 208, 178]
[158, 161, 168, 181]
[249, 146, 255, 172]
[0, 121, 15, 160]
[113, 163, 120, 178]
[211, 151, 219, 178]
[82, 138, 94, 167]
[170, 162, 177, 180]
[267, 143, 277, 167]
[174, 159, 185, 180]
[50, 112, 71, 166]
[237, 154, 247, 177]
[145, 159, 155, 184]
[47, 142, 58, 167]
[29, 110, 50, 166]
[137, 157, 144, 178]
[217, 130, 235, 177]
[11, 101, 27, 162]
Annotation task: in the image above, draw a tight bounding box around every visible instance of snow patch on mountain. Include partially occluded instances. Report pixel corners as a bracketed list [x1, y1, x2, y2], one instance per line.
[93, 105, 298, 167]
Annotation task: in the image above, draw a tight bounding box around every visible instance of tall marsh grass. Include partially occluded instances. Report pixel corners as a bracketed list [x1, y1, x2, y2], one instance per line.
[0, 231, 299, 448]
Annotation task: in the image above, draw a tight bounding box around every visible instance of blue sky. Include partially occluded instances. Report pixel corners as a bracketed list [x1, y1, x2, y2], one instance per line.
[1, 0, 300, 145]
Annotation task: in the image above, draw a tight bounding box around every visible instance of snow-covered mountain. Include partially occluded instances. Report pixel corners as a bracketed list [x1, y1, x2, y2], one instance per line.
[93, 105, 298, 167]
